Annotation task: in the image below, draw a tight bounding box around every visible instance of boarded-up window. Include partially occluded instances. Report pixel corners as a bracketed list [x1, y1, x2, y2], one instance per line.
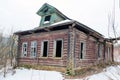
[80, 42, 86, 59]
[30, 41, 37, 57]
[22, 42, 27, 57]
[54, 40, 63, 57]
[41, 41, 48, 57]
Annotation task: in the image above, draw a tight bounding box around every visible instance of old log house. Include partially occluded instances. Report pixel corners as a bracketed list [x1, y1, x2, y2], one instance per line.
[15, 3, 114, 73]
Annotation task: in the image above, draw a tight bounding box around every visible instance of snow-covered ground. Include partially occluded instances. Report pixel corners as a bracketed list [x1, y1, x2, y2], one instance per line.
[0, 68, 64, 80]
[85, 65, 120, 80]
[66, 65, 120, 80]
[0, 65, 120, 80]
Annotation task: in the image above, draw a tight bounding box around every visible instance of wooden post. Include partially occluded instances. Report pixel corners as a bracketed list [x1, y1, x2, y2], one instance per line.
[66, 23, 76, 75]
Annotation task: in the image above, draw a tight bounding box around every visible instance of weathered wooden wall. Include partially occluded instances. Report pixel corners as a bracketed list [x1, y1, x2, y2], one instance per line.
[18, 29, 68, 67]
[75, 29, 97, 68]
[104, 42, 113, 62]
[17, 27, 113, 69]
[74, 29, 113, 68]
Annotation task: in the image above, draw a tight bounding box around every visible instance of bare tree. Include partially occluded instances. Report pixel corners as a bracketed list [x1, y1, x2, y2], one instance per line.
[0, 32, 17, 77]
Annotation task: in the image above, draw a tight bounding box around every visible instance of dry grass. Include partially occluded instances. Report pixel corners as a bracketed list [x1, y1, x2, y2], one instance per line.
[65, 62, 120, 79]
[18, 64, 66, 73]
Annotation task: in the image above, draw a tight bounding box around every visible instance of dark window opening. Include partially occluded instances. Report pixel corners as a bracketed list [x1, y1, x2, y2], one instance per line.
[55, 40, 62, 57]
[33, 48, 36, 56]
[80, 42, 84, 59]
[44, 15, 51, 21]
[42, 41, 48, 57]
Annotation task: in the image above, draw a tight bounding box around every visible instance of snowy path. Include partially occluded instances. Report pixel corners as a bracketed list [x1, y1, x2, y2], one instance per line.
[0, 68, 64, 80]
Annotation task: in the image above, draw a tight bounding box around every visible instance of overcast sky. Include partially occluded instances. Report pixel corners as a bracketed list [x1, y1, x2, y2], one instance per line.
[0, 0, 120, 37]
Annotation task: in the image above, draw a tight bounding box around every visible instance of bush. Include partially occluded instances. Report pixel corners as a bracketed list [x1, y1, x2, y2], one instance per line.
[20, 64, 32, 69]
[66, 68, 71, 75]
[74, 61, 118, 76]
[75, 67, 95, 75]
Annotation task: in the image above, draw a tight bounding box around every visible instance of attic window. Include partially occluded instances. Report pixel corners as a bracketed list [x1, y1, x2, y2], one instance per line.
[44, 15, 51, 24]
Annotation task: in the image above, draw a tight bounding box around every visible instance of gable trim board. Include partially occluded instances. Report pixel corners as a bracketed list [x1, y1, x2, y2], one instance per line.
[37, 3, 70, 19]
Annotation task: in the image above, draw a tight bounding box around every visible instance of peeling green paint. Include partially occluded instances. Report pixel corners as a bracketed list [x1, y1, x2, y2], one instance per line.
[36, 3, 68, 27]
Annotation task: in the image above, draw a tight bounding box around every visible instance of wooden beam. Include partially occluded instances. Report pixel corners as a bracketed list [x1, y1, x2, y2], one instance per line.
[110, 37, 120, 41]
[44, 27, 51, 31]
[29, 31, 34, 34]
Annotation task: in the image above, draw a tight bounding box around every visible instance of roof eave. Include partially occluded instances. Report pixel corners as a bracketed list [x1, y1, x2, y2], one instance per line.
[14, 20, 104, 40]
[75, 21, 104, 38]
[14, 21, 74, 35]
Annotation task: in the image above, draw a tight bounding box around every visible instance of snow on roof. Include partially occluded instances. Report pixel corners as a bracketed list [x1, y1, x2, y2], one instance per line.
[33, 19, 73, 30]
[51, 19, 73, 26]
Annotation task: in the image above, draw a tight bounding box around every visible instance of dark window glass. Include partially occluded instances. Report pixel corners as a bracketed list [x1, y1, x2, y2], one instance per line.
[55, 40, 62, 57]
[42, 41, 48, 57]
[80, 42, 84, 59]
[44, 15, 51, 21]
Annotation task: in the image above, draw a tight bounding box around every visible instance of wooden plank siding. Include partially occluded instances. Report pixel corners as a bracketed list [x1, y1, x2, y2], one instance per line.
[17, 27, 113, 69]
[18, 29, 69, 67]
[74, 29, 105, 68]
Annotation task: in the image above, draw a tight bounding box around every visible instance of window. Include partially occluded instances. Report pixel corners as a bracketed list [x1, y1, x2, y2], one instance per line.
[41, 41, 48, 57]
[54, 40, 63, 57]
[44, 15, 51, 24]
[80, 42, 86, 59]
[30, 41, 37, 57]
[22, 42, 27, 57]
[45, 15, 51, 21]
[108, 47, 110, 60]
[98, 44, 102, 58]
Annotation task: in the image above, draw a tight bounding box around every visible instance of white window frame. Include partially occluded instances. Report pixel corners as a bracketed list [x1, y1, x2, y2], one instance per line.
[30, 41, 37, 58]
[79, 41, 86, 59]
[41, 40, 49, 57]
[22, 42, 27, 57]
[53, 39, 63, 58]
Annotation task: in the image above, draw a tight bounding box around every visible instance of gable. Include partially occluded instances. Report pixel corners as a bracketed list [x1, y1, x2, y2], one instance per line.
[15, 3, 104, 40]
[36, 3, 70, 27]
[37, 3, 54, 16]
